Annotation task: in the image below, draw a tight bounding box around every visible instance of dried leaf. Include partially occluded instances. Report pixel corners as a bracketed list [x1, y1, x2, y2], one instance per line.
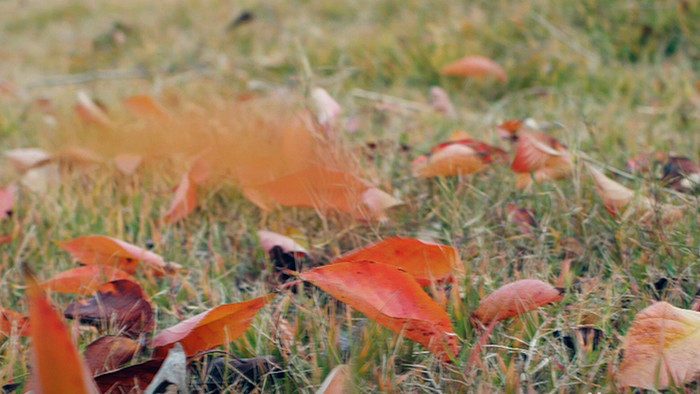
[300, 261, 460, 361]
[94, 359, 163, 392]
[164, 173, 197, 224]
[618, 302, 700, 389]
[84, 336, 139, 375]
[58, 235, 182, 276]
[316, 364, 351, 394]
[144, 343, 187, 394]
[412, 144, 484, 178]
[42, 265, 136, 294]
[64, 279, 155, 337]
[662, 156, 700, 193]
[331, 238, 460, 286]
[150, 294, 275, 357]
[441, 55, 507, 82]
[24, 265, 98, 393]
[587, 166, 635, 216]
[0, 307, 29, 338]
[472, 279, 563, 325]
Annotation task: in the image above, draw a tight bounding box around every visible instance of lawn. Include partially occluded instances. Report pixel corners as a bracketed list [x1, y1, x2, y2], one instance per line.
[1, 0, 700, 392]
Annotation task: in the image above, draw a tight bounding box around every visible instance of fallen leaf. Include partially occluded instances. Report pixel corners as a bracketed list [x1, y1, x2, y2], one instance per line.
[472, 279, 564, 325]
[164, 173, 197, 224]
[150, 294, 275, 357]
[64, 279, 155, 337]
[586, 166, 634, 216]
[258, 230, 309, 256]
[0, 183, 17, 220]
[496, 119, 523, 141]
[113, 153, 143, 175]
[75, 91, 113, 128]
[4, 148, 51, 173]
[412, 144, 484, 178]
[511, 131, 573, 190]
[24, 265, 98, 393]
[144, 343, 187, 394]
[316, 364, 351, 394]
[300, 261, 460, 361]
[311, 88, 341, 126]
[0, 307, 29, 337]
[42, 265, 136, 294]
[58, 235, 182, 276]
[506, 204, 539, 235]
[123, 94, 170, 120]
[429, 87, 457, 118]
[84, 335, 139, 375]
[94, 359, 163, 392]
[618, 302, 700, 390]
[441, 55, 507, 82]
[331, 237, 461, 286]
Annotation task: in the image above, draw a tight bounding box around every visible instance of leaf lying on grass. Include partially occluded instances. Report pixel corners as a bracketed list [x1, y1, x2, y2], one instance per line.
[472, 279, 564, 325]
[511, 131, 573, 190]
[150, 294, 275, 357]
[84, 335, 139, 375]
[58, 235, 182, 276]
[618, 302, 700, 390]
[441, 55, 508, 82]
[300, 261, 460, 361]
[331, 237, 461, 286]
[0, 307, 29, 337]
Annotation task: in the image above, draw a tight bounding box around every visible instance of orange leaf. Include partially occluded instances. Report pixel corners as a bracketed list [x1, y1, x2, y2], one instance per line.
[164, 173, 197, 224]
[472, 279, 563, 325]
[412, 144, 484, 178]
[300, 261, 460, 361]
[84, 335, 139, 375]
[123, 94, 169, 119]
[317, 364, 351, 394]
[42, 265, 135, 294]
[150, 294, 275, 357]
[75, 91, 113, 128]
[25, 266, 98, 393]
[58, 235, 182, 276]
[331, 238, 460, 286]
[511, 131, 573, 189]
[0, 307, 29, 338]
[618, 302, 700, 389]
[64, 280, 155, 337]
[0, 183, 17, 220]
[441, 56, 507, 82]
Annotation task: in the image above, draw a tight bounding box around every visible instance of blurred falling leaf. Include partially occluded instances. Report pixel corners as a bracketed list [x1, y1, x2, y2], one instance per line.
[472, 279, 563, 325]
[59, 235, 182, 276]
[511, 131, 573, 190]
[42, 265, 135, 294]
[113, 153, 143, 175]
[84, 335, 139, 375]
[24, 265, 98, 393]
[75, 91, 113, 128]
[164, 173, 197, 224]
[301, 261, 460, 361]
[0, 307, 29, 338]
[316, 364, 351, 394]
[64, 279, 155, 337]
[150, 294, 275, 357]
[618, 302, 700, 390]
[123, 94, 170, 120]
[441, 55, 507, 82]
[331, 237, 461, 286]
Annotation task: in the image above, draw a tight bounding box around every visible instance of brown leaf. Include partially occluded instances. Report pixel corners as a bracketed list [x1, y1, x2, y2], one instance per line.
[330, 237, 461, 286]
[58, 235, 182, 276]
[472, 279, 563, 325]
[150, 294, 275, 357]
[300, 261, 460, 361]
[441, 56, 508, 82]
[618, 302, 700, 389]
[64, 279, 155, 337]
[94, 359, 163, 392]
[42, 265, 136, 295]
[84, 336, 139, 375]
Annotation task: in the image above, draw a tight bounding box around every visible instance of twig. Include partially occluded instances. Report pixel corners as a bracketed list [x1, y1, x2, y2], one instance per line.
[530, 13, 600, 67]
[25, 68, 151, 88]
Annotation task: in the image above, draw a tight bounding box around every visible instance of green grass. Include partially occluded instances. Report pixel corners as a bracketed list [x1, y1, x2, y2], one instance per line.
[2, 0, 700, 392]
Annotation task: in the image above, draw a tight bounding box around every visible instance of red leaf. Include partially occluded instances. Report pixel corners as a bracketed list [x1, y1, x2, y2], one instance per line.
[300, 261, 460, 361]
[0, 183, 17, 220]
[84, 335, 139, 375]
[472, 279, 564, 325]
[150, 294, 275, 357]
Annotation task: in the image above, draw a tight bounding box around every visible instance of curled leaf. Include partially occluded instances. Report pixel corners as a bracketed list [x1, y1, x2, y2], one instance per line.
[331, 237, 460, 286]
[441, 56, 507, 82]
[58, 235, 182, 276]
[144, 343, 187, 394]
[150, 294, 275, 357]
[472, 279, 563, 325]
[301, 261, 460, 361]
[619, 302, 700, 390]
[64, 279, 155, 337]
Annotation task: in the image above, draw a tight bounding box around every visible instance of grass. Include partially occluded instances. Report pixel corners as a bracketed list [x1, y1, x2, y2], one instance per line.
[1, 0, 700, 392]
